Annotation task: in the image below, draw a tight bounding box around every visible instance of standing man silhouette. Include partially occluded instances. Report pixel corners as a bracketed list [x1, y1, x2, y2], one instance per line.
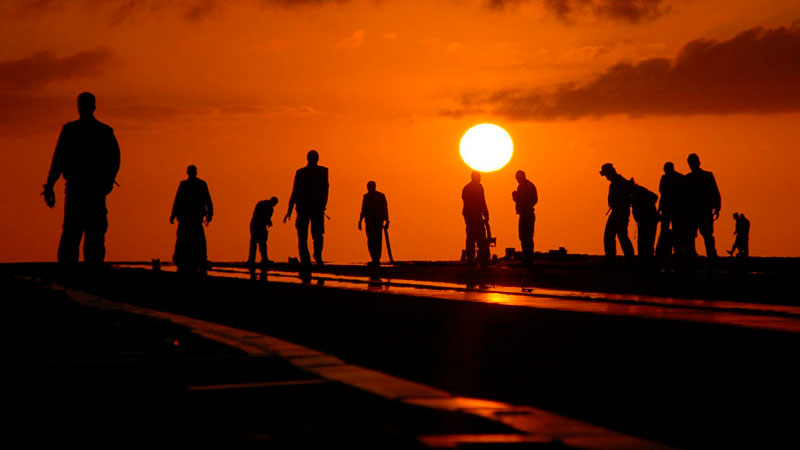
[599, 163, 635, 265]
[42, 92, 120, 268]
[631, 182, 659, 268]
[170, 165, 213, 274]
[512, 170, 538, 266]
[685, 153, 721, 263]
[655, 162, 686, 265]
[462, 171, 490, 267]
[248, 196, 278, 269]
[358, 181, 389, 267]
[284, 150, 329, 275]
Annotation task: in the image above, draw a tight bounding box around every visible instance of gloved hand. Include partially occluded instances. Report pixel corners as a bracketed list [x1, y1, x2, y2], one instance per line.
[42, 184, 55, 208]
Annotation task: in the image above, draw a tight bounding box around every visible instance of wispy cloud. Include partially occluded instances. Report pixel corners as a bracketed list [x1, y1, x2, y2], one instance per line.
[105, 103, 319, 122]
[0, 48, 113, 92]
[335, 29, 365, 50]
[216, 104, 318, 117]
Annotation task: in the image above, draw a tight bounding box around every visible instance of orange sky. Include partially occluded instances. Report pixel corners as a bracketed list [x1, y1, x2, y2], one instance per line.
[2, 0, 800, 263]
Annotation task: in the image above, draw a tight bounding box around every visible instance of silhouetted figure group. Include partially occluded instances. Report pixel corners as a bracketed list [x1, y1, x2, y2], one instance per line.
[600, 153, 730, 271]
[43, 93, 752, 277]
[170, 165, 213, 274]
[42, 92, 120, 269]
[460, 169, 538, 268]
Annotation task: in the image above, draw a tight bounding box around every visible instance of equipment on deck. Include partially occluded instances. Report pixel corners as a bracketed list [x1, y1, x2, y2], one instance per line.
[485, 220, 497, 247]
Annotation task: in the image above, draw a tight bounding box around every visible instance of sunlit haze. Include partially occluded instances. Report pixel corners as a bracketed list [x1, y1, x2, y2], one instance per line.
[2, 1, 800, 262]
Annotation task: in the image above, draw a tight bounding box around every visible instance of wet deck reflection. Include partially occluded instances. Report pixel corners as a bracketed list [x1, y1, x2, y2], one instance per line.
[116, 263, 800, 334]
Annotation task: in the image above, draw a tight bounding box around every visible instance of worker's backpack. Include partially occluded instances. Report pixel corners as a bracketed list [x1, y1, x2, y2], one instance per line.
[631, 183, 658, 223]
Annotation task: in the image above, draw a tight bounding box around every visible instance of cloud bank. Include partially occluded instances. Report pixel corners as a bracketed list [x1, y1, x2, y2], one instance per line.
[2, 0, 349, 22]
[448, 25, 800, 120]
[488, 0, 668, 23]
[5, 0, 670, 23]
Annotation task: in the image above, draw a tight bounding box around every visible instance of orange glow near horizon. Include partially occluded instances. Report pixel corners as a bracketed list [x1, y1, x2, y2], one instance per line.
[2, 1, 800, 263]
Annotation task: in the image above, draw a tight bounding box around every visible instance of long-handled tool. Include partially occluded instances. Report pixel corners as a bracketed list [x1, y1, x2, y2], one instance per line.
[485, 220, 497, 248]
[383, 224, 395, 264]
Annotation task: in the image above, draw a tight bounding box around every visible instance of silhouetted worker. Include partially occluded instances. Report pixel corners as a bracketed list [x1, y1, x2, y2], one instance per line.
[170, 165, 213, 274]
[631, 182, 659, 267]
[727, 212, 750, 257]
[358, 181, 389, 267]
[599, 163, 635, 265]
[462, 171, 490, 267]
[512, 170, 538, 265]
[685, 153, 721, 262]
[655, 162, 687, 265]
[248, 196, 278, 269]
[283, 150, 329, 272]
[42, 92, 120, 268]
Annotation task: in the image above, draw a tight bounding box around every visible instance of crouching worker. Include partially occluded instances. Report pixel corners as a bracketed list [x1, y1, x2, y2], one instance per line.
[248, 196, 279, 271]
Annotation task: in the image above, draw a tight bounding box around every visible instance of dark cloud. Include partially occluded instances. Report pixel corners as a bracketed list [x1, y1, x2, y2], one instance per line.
[184, 0, 216, 20]
[0, 49, 112, 92]
[2, 0, 346, 23]
[489, 0, 667, 23]
[264, 0, 347, 4]
[5, 0, 665, 23]
[447, 25, 800, 120]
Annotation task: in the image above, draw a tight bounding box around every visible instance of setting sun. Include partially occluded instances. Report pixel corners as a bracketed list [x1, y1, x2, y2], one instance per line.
[459, 124, 514, 172]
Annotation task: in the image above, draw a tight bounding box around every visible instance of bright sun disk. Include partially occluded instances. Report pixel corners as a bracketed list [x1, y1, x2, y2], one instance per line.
[459, 123, 513, 172]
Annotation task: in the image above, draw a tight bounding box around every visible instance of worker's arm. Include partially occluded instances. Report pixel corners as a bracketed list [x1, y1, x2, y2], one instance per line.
[358, 194, 366, 230]
[284, 172, 298, 223]
[43, 126, 68, 207]
[711, 174, 721, 220]
[204, 182, 213, 225]
[170, 184, 182, 224]
[105, 127, 121, 194]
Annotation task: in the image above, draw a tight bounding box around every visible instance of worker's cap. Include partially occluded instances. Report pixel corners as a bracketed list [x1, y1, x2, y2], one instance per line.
[599, 163, 615, 176]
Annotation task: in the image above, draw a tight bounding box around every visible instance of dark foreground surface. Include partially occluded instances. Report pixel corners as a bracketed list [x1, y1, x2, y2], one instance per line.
[1, 268, 516, 449]
[3, 261, 800, 448]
